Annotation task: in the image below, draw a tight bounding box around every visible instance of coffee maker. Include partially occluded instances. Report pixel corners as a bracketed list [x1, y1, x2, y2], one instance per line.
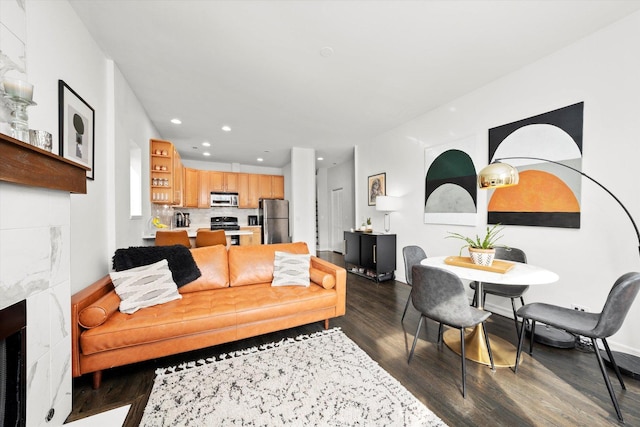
[248, 215, 258, 226]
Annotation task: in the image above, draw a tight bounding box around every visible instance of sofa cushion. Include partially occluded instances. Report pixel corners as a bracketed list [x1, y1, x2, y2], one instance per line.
[272, 251, 310, 287]
[78, 290, 121, 329]
[228, 242, 309, 287]
[309, 268, 336, 290]
[180, 245, 230, 293]
[110, 259, 182, 314]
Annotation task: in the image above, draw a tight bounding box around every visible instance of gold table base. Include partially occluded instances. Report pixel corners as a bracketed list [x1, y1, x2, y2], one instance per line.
[443, 326, 522, 367]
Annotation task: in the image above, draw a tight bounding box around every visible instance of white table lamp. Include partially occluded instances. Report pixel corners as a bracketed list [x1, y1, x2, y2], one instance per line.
[376, 196, 401, 232]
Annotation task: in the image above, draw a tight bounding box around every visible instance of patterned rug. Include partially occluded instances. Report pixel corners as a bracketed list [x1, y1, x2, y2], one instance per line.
[141, 328, 447, 426]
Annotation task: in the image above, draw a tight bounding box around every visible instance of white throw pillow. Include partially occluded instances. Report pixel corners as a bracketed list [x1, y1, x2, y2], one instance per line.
[110, 259, 182, 314]
[272, 251, 311, 287]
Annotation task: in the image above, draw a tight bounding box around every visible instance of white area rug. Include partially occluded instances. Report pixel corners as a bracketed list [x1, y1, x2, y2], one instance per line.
[141, 328, 447, 426]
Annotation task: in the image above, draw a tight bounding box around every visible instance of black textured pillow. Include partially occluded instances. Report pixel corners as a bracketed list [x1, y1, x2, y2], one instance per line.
[112, 245, 201, 287]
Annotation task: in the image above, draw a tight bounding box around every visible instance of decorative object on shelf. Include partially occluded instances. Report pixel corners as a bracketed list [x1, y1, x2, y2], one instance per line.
[367, 172, 386, 206]
[446, 223, 505, 266]
[376, 195, 401, 233]
[58, 80, 95, 180]
[365, 217, 373, 232]
[1, 77, 36, 143]
[478, 155, 640, 376]
[28, 129, 52, 152]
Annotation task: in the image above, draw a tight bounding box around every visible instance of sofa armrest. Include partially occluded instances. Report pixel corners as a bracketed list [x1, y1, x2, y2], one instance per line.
[310, 256, 346, 316]
[71, 275, 115, 377]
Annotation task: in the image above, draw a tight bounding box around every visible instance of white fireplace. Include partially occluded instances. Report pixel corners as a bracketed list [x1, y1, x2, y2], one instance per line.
[0, 181, 72, 426]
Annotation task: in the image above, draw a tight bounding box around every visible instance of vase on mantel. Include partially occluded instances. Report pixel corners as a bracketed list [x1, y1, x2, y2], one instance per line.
[468, 247, 496, 266]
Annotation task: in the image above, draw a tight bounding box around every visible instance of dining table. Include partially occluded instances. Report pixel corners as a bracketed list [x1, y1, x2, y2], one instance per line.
[420, 255, 559, 367]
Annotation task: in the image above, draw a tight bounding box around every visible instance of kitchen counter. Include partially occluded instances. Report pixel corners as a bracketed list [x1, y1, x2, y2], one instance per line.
[143, 226, 261, 240]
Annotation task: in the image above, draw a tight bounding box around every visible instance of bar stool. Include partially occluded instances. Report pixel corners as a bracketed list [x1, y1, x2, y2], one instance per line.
[155, 230, 191, 248]
[195, 229, 227, 248]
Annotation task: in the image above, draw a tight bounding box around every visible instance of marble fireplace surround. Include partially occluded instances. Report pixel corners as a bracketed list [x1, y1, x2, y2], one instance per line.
[0, 134, 87, 426]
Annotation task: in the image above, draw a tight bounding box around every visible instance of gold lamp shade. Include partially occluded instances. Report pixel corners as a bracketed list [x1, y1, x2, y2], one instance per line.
[478, 162, 519, 189]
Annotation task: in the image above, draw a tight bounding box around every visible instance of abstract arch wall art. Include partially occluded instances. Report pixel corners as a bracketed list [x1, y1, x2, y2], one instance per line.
[425, 136, 478, 225]
[487, 102, 584, 228]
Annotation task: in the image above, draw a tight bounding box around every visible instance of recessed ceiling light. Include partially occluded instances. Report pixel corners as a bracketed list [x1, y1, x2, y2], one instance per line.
[203, 152, 211, 156]
[202, 141, 211, 147]
[319, 46, 334, 57]
[221, 125, 231, 132]
[317, 157, 324, 161]
[171, 118, 182, 124]
[257, 158, 263, 162]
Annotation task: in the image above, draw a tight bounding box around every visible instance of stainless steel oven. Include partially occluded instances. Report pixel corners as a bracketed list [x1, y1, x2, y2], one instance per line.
[211, 216, 240, 245]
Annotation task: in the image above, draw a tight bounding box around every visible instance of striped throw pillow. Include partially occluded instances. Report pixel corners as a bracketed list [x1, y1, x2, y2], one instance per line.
[272, 251, 311, 287]
[110, 259, 182, 314]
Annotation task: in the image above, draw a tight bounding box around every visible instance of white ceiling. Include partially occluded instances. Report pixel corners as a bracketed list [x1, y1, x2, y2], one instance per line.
[69, 0, 640, 168]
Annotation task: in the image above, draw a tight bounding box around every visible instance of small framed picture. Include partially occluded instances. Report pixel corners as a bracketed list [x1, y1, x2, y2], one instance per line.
[368, 173, 386, 206]
[58, 80, 95, 180]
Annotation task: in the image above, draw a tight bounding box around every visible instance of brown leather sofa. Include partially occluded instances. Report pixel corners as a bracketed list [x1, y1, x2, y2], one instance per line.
[71, 242, 346, 388]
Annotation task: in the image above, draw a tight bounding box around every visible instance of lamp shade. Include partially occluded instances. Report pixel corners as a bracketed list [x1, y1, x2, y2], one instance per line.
[376, 196, 400, 212]
[478, 162, 519, 189]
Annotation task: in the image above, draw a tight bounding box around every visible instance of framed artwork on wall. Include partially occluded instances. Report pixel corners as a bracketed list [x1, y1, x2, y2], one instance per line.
[424, 135, 478, 226]
[58, 80, 95, 180]
[487, 102, 583, 228]
[368, 173, 386, 206]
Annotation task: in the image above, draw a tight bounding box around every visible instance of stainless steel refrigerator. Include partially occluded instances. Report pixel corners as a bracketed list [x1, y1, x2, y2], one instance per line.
[259, 199, 290, 244]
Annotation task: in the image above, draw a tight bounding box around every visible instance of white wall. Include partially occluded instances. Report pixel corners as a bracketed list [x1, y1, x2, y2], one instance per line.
[112, 66, 162, 253]
[290, 147, 316, 254]
[357, 12, 640, 356]
[26, 1, 111, 294]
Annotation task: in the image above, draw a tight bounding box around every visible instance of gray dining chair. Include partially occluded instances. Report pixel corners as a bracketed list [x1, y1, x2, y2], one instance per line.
[408, 265, 495, 398]
[470, 246, 528, 334]
[402, 246, 427, 322]
[514, 272, 640, 423]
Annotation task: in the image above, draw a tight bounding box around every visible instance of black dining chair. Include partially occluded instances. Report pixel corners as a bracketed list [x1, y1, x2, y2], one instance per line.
[514, 272, 640, 422]
[401, 246, 427, 322]
[408, 265, 495, 398]
[470, 247, 529, 334]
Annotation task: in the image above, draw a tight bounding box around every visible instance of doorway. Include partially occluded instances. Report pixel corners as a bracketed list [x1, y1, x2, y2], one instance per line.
[331, 188, 344, 253]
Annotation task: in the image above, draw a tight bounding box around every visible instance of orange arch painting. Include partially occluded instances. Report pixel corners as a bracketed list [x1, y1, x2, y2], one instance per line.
[488, 170, 579, 213]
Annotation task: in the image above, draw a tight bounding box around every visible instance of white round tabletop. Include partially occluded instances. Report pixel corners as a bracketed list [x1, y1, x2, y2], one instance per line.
[420, 256, 559, 285]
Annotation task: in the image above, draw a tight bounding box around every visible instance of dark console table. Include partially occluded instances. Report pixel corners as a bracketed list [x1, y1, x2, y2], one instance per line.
[344, 231, 396, 282]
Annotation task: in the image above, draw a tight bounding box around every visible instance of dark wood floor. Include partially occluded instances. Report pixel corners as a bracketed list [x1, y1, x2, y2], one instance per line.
[67, 251, 640, 426]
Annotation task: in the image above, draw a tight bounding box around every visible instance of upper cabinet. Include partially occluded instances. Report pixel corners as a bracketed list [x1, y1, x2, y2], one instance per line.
[258, 174, 285, 200]
[150, 139, 182, 205]
[183, 167, 199, 207]
[149, 138, 283, 208]
[209, 171, 238, 193]
[238, 173, 259, 208]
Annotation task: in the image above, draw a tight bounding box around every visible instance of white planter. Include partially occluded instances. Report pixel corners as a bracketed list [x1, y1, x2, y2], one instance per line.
[468, 248, 496, 266]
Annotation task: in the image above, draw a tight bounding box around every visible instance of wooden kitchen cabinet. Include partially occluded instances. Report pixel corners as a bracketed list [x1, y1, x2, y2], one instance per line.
[183, 167, 199, 207]
[150, 139, 182, 205]
[197, 170, 211, 208]
[238, 173, 259, 208]
[258, 174, 285, 199]
[239, 226, 262, 246]
[209, 171, 238, 193]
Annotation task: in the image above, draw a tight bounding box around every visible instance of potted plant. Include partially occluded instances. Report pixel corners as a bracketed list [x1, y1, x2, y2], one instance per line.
[365, 217, 373, 232]
[446, 224, 505, 266]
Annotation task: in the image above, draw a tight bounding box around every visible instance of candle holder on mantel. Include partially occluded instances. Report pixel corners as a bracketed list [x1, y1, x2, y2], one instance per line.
[4, 94, 36, 143]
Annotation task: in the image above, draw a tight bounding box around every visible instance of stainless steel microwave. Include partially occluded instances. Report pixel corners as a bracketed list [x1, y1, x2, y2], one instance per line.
[210, 192, 239, 207]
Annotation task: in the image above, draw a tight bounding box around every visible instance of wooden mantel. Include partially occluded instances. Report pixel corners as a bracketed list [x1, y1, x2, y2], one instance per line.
[0, 133, 88, 194]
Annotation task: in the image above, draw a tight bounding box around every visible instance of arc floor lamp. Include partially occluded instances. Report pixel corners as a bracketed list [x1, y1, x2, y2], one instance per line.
[478, 156, 640, 378]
